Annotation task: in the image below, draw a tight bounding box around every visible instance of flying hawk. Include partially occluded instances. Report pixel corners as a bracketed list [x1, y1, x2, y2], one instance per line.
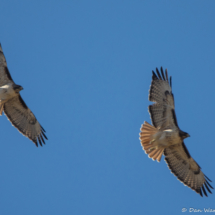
[0, 44, 47, 147]
[139, 67, 213, 197]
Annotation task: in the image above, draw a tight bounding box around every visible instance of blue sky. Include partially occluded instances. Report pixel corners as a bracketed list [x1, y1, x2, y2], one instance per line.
[1, 1, 215, 214]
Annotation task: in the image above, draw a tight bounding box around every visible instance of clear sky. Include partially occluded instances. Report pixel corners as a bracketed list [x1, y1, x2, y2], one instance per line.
[1, 1, 215, 215]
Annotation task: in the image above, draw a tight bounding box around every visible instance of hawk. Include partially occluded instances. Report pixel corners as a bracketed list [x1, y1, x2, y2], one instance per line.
[139, 67, 213, 197]
[0, 44, 47, 147]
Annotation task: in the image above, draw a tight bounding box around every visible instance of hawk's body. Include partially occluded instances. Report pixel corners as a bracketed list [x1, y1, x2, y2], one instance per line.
[139, 67, 213, 197]
[0, 83, 18, 104]
[150, 127, 182, 148]
[0, 44, 47, 146]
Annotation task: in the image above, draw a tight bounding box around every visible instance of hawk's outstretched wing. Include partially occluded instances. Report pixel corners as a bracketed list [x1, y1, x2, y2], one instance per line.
[3, 95, 47, 147]
[0, 44, 14, 86]
[164, 143, 213, 197]
[149, 67, 179, 129]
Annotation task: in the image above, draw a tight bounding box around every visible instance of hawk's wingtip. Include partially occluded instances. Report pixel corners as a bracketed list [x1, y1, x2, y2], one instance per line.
[152, 71, 158, 80]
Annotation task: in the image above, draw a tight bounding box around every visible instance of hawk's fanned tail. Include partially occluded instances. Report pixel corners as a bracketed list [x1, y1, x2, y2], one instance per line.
[139, 121, 164, 162]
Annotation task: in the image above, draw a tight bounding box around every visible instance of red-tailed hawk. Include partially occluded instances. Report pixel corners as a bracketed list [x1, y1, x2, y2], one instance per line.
[0, 44, 47, 147]
[139, 67, 213, 197]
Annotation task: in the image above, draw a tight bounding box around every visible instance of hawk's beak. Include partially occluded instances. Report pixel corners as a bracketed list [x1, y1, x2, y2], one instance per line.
[14, 85, 23, 91]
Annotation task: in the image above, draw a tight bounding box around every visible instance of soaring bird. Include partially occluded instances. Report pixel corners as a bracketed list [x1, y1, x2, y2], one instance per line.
[0, 44, 47, 146]
[139, 67, 213, 197]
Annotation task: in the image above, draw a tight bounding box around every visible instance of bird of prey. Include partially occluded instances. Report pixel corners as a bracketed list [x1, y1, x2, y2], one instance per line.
[0, 44, 47, 147]
[139, 67, 213, 197]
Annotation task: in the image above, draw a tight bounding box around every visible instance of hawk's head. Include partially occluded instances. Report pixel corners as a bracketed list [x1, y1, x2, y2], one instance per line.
[179, 130, 190, 140]
[13, 84, 23, 93]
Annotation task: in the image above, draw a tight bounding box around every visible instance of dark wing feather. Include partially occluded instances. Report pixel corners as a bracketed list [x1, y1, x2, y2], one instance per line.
[149, 67, 178, 129]
[156, 68, 162, 79]
[160, 67, 166, 80]
[0, 44, 14, 86]
[164, 143, 213, 197]
[3, 95, 48, 146]
[165, 69, 169, 84]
